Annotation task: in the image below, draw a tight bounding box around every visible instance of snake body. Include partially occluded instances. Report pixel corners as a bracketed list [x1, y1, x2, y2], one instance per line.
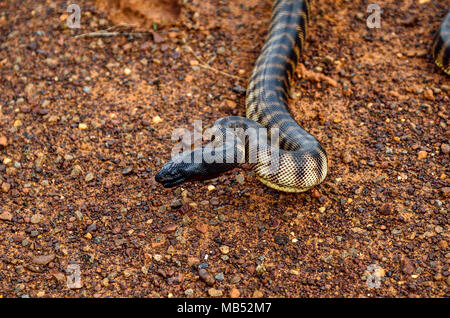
[432, 11, 450, 75]
[155, 1, 449, 192]
[156, 0, 326, 192]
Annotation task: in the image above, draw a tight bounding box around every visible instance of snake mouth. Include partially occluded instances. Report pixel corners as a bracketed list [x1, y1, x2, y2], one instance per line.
[154, 164, 187, 188]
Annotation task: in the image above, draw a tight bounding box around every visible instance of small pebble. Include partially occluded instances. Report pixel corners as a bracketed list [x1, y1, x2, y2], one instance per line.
[32, 254, 55, 265]
[0, 135, 7, 147]
[208, 288, 223, 297]
[122, 167, 133, 175]
[199, 269, 215, 286]
[417, 150, 427, 160]
[152, 115, 163, 124]
[230, 288, 240, 298]
[215, 273, 224, 281]
[219, 245, 230, 254]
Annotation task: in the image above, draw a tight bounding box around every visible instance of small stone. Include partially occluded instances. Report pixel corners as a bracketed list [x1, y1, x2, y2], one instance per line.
[32, 254, 55, 265]
[417, 150, 427, 160]
[311, 189, 320, 198]
[215, 273, 224, 281]
[86, 223, 97, 233]
[0, 135, 7, 147]
[187, 257, 199, 266]
[231, 275, 241, 284]
[208, 288, 223, 297]
[217, 47, 226, 55]
[256, 264, 266, 276]
[124, 68, 131, 75]
[1, 182, 11, 193]
[321, 255, 334, 264]
[402, 257, 414, 275]
[184, 289, 194, 296]
[355, 12, 364, 20]
[47, 115, 59, 123]
[441, 187, 450, 197]
[170, 199, 182, 209]
[20, 105, 31, 113]
[225, 99, 236, 109]
[441, 144, 450, 154]
[219, 245, 230, 254]
[161, 224, 178, 233]
[30, 214, 43, 224]
[230, 288, 240, 298]
[423, 89, 435, 101]
[0, 211, 13, 221]
[252, 290, 263, 298]
[78, 123, 88, 130]
[342, 150, 352, 164]
[196, 223, 208, 234]
[274, 235, 288, 245]
[199, 269, 215, 286]
[235, 174, 245, 184]
[84, 232, 92, 240]
[101, 278, 109, 287]
[71, 165, 83, 177]
[182, 215, 192, 225]
[289, 269, 300, 276]
[435, 226, 443, 234]
[85, 172, 94, 182]
[122, 167, 133, 175]
[379, 203, 393, 215]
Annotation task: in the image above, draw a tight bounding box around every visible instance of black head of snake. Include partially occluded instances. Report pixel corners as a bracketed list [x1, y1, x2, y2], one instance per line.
[156, 0, 449, 193]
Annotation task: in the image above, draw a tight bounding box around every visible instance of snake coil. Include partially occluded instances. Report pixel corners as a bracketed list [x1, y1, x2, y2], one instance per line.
[155, 1, 449, 192]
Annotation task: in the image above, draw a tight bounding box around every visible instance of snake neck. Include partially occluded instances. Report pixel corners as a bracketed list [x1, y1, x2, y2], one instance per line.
[245, 0, 316, 152]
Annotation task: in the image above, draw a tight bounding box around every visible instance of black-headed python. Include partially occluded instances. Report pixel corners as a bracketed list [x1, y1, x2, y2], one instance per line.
[155, 0, 450, 192]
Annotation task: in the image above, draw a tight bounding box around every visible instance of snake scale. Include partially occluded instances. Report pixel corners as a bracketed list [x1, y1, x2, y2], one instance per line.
[155, 0, 450, 192]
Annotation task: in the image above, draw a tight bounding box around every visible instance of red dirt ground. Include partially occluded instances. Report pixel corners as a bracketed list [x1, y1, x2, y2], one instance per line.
[0, 0, 448, 297]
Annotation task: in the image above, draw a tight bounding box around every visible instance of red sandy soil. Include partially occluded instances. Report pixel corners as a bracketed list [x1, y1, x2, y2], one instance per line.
[0, 0, 448, 297]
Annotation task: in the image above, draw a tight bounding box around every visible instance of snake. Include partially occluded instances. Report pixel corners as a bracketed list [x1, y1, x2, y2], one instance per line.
[155, 0, 450, 193]
[432, 11, 450, 75]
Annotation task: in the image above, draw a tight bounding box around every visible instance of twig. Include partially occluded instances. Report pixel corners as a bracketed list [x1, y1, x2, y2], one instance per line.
[198, 63, 245, 81]
[185, 45, 245, 82]
[74, 29, 152, 39]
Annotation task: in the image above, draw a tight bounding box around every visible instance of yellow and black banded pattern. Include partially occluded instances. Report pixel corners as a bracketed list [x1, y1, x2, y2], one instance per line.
[155, 0, 327, 192]
[242, 0, 327, 192]
[432, 11, 450, 75]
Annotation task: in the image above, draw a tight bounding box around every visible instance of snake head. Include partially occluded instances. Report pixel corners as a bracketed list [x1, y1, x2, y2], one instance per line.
[155, 159, 202, 188]
[155, 149, 237, 188]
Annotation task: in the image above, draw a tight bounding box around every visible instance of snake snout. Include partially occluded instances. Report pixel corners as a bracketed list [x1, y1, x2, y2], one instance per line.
[154, 162, 186, 188]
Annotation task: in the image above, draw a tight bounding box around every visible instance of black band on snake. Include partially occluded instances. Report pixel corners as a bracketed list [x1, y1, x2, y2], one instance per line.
[155, 1, 450, 193]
